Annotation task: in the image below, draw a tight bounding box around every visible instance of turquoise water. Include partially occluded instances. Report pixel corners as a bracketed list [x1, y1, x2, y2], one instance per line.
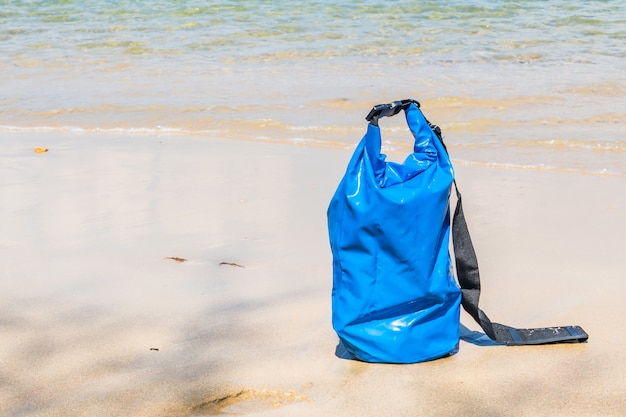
[1, 0, 625, 174]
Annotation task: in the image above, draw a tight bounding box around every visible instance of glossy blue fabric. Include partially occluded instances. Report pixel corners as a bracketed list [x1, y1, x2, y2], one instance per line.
[328, 104, 462, 363]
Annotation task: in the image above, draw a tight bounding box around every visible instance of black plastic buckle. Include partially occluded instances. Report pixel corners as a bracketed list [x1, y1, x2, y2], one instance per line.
[365, 99, 420, 126]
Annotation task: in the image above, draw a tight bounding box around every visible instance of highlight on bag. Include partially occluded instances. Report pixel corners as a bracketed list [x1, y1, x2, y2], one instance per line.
[327, 99, 588, 364]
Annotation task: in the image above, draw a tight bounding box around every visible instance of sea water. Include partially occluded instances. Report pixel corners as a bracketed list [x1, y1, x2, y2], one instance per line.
[1, 0, 625, 175]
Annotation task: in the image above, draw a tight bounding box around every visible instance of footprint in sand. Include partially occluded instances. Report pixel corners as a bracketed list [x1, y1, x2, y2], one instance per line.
[188, 388, 310, 415]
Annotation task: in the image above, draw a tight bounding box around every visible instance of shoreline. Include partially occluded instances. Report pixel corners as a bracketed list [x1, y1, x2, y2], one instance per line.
[2, 128, 624, 178]
[1, 132, 625, 416]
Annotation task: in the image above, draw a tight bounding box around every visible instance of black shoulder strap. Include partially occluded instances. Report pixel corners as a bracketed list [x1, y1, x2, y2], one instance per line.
[414, 106, 589, 346]
[366, 99, 589, 345]
[452, 184, 589, 345]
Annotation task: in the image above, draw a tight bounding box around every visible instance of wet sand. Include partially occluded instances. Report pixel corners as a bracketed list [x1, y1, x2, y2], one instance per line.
[1, 131, 625, 416]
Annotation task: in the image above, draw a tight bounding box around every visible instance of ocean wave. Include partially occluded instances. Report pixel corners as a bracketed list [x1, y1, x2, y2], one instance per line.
[451, 137, 626, 152]
[450, 159, 625, 177]
[2, 122, 623, 177]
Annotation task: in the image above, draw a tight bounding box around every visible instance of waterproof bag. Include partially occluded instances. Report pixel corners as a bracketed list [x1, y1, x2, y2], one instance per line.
[328, 99, 588, 364]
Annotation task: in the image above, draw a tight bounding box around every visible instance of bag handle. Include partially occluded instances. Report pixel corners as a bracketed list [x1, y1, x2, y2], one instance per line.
[363, 100, 446, 185]
[365, 99, 421, 126]
[365, 99, 444, 142]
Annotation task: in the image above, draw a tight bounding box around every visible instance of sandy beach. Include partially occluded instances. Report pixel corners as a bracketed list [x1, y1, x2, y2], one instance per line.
[3, 1, 625, 415]
[1, 130, 625, 416]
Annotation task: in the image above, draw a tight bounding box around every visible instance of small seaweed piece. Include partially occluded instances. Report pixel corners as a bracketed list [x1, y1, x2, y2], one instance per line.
[219, 262, 244, 268]
[164, 257, 187, 263]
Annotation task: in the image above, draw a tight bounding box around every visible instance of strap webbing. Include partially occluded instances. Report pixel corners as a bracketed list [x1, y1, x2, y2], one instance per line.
[452, 183, 589, 345]
[406, 103, 588, 346]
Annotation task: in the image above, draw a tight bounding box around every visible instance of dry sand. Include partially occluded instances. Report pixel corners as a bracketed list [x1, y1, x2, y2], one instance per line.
[1, 131, 625, 416]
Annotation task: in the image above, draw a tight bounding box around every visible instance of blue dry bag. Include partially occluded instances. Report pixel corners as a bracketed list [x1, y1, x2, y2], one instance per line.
[328, 100, 588, 364]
